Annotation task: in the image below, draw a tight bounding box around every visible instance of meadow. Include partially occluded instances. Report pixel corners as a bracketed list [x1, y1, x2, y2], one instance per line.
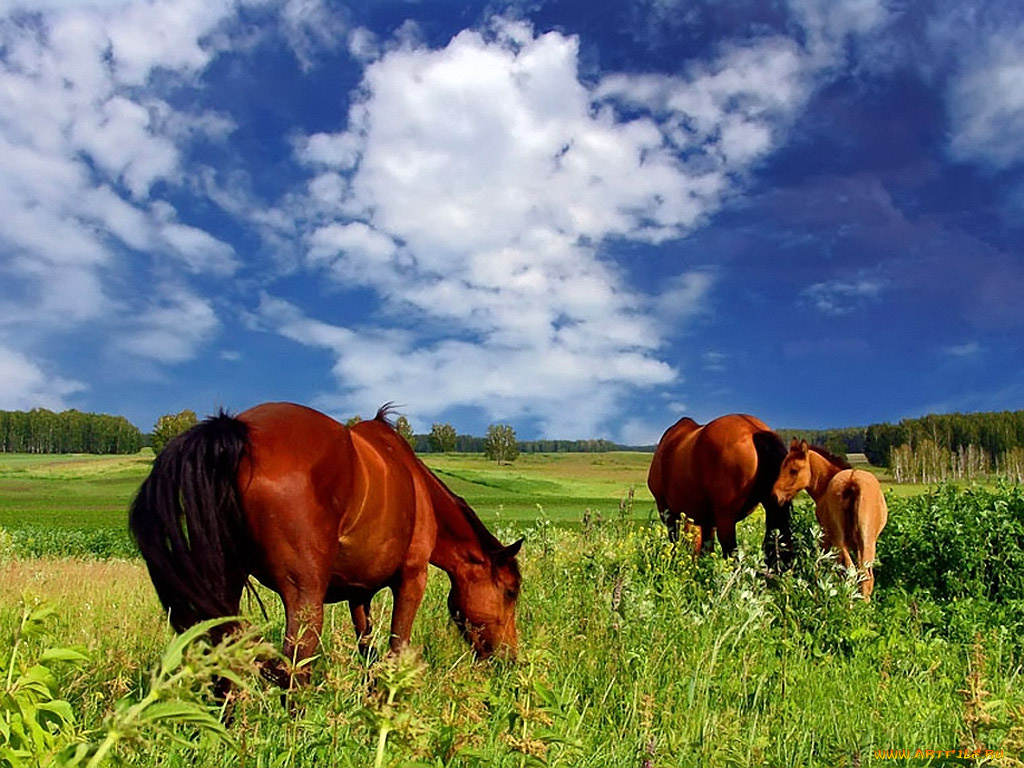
[1, 451, 1022, 766]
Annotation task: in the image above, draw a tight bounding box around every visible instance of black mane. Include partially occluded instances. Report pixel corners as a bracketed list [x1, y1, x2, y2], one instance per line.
[429, 467, 519, 574]
[809, 445, 852, 470]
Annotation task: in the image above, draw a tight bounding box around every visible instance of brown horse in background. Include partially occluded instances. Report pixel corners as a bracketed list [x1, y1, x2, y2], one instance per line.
[648, 414, 793, 569]
[772, 439, 888, 600]
[129, 402, 523, 687]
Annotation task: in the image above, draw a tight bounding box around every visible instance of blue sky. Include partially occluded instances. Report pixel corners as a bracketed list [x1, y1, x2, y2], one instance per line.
[1, 0, 1023, 443]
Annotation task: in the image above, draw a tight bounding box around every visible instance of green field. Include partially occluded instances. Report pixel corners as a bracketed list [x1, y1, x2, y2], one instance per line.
[423, 451, 656, 524]
[0, 451, 154, 529]
[1, 451, 1022, 766]
[0, 450, 658, 533]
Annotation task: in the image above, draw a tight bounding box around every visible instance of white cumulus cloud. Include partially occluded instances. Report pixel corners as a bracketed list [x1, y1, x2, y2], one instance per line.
[0, 0, 241, 394]
[946, 26, 1024, 170]
[271, 17, 851, 435]
[0, 344, 84, 410]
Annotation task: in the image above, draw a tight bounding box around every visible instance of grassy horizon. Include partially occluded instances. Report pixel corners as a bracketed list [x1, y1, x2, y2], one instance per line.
[0, 449, 937, 534]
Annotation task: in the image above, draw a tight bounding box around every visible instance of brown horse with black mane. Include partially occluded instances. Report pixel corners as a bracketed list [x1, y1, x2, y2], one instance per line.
[648, 413, 793, 569]
[129, 402, 523, 687]
[772, 439, 888, 600]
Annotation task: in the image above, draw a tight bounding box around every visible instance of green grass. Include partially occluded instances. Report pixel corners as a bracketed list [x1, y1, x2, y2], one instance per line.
[425, 451, 654, 525]
[0, 449, 966, 561]
[0, 451, 153, 529]
[1, 451, 1023, 765]
[0, 449, 937, 535]
[2, 513, 1021, 766]
[0, 450, 656, 534]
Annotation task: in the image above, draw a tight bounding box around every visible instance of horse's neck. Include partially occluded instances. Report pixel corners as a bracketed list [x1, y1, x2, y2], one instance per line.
[806, 451, 842, 501]
[423, 474, 491, 575]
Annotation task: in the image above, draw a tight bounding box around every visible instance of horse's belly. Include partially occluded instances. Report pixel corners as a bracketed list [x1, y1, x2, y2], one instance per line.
[326, 525, 415, 593]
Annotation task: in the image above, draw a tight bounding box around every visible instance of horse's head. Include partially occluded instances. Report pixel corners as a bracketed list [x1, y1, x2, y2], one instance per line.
[447, 538, 523, 660]
[773, 438, 811, 505]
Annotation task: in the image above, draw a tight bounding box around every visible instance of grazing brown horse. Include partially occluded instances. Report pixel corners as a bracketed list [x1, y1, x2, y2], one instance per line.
[129, 402, 523, 687]
[772, 439, 888, 600]
[647, 414, 793, 569]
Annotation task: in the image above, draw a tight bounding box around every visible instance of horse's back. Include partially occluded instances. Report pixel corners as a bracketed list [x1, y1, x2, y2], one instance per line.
[649, 417, 706, 510]
[239, 402, 353, 473]
[237, 403, 422, 598]
[695, 414, 776, 514]
[234, 403, 357, 592]
[650, 413, 775, 523]
[696, 414, 770, 465]
[238, 402, 356, 528]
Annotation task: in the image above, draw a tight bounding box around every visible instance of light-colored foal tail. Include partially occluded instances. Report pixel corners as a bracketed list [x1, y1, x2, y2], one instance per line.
[840, 471, 863, 555]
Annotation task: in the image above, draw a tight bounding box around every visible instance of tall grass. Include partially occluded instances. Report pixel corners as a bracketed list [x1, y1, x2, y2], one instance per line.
[1, 451, 1022, 765]
[2, 485, 1023, 766]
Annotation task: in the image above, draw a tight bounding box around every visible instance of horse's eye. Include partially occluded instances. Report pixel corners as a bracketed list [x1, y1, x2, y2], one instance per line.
[790, 468, 797, 475]
[505, 588, 517, 601]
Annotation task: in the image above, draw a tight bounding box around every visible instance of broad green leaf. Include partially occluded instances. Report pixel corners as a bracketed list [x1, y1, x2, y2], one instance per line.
[138, 700, 225, 733]
[35, 700, 75, 725]
[159, 616, 237, 676]
[38, 648, 88, 666]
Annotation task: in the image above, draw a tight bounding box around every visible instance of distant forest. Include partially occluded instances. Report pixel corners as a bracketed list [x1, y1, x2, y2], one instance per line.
[411, 435, 622, 454]
[2, 407, 1024, 469]
[0, 409, 144, 454]
[859, 410, 1024, 466]
[398, 410, 1024, 464]
[860, 410, 1024, 480]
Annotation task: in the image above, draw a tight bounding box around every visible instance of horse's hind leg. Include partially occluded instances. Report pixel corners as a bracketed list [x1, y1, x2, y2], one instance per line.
[858, 537, 878, 602]
[349, 596, 377, 661]
[208, 579, 247, 703]
[280, 581, 327, 688]
[715, 515, 737, 557]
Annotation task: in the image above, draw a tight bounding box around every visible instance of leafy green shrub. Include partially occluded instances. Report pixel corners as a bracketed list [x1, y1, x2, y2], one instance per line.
[0, 597, 275, 767]
[877, 483, 1024, 604]
[0, 600, 87, 767]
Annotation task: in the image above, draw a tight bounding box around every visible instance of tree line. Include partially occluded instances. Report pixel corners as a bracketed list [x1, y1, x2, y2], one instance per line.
[0, 408, 144, 454]
[7, 405, 1024, 474]
[410, 433, 623, 454]
[862, 410, 1024, 468]
[776, 427, 865, 458]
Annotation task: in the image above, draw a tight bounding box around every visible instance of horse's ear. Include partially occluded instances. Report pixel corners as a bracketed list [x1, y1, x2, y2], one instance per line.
[789, 437, 800, 451]
[799, 439, 809, 453]
[496, 538, 524, 563]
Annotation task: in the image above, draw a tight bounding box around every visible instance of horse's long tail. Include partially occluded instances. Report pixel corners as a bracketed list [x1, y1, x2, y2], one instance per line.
[129, 412, 250, 633]
[841, 473, 863, 555]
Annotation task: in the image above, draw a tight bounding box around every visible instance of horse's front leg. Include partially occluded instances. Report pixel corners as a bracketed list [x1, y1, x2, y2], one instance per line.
[762, 499, 794, 571]
[658, 505, 681, 542]
[715, 516, 736, 558]
[388, 565, 428, 653]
